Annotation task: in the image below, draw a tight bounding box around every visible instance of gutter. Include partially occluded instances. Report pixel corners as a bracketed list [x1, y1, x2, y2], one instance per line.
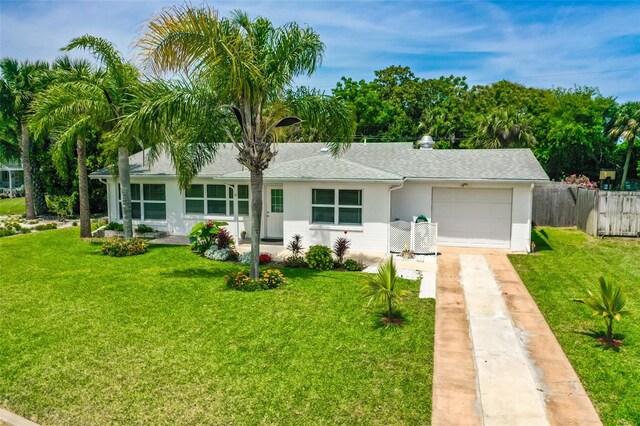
[407, 178, 550, 184]
[89, 174, 404, 185]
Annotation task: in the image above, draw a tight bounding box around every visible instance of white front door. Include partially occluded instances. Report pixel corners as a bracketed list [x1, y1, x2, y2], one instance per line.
[265, 186, 284, 239]
[432, 188, 512, 248]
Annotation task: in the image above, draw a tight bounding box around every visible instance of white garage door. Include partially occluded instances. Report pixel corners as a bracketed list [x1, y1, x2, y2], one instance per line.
[432, 188, 512, 248]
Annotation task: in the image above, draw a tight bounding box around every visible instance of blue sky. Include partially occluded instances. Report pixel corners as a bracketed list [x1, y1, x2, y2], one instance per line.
[1, 0, 639, 101]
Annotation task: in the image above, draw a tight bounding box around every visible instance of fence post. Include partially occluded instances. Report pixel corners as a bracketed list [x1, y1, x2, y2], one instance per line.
[410, 217, 416, 252]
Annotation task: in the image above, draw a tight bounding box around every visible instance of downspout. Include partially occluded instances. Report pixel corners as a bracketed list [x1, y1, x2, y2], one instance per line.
[387, 179, 405, 253]
[527, 183, 534, 253]
[99, 178, 110, 222]
[223, 183, 240, 241]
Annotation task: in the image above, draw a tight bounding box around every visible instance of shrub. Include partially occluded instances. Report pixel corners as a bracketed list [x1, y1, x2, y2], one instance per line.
[34, 223, 57, 231]
[238, 252, 271, 265]
[72, 221, 78, 227]
[238, 252, 252, 265]
[5, 221, 23, 232]
[91, 219, 107, 231]
[135, 224, 154, 233]
[105, 221, 124, 231]
[305, 245, 334, 270]
[344, 259, 364, 271]
[563, 174, 596, 188]
[20, 227, 32, 234]
[228, 249, 239, 261]
[225, 269, 285, 291]
[0, 228, 15, 238]
[284, 255, 306, 268]
[333, 234, 351, 264]
[45, 193, 76, 220]
[215, 227, 234, 249]
[189, 220, 228, 254]
[287, 234, 304, 256]
[101, 238, 148, 257]
[260, 269, 286, 289]
[204, 247, 230, 261]
[225, 272, 259, 291]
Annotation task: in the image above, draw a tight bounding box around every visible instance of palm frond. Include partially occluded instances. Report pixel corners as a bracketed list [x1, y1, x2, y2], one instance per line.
[285, 87, 355, 154]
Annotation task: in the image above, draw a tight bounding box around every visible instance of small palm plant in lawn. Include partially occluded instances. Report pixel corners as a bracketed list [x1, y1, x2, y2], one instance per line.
[365, 257, 408, 325]
[575, 277, 629, 347]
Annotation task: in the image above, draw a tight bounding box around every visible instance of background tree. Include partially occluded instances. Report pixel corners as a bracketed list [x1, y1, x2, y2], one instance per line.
[0, 59, 50, 218]
[133, 5, 354, 278]
[30, 57, 101, 237]
[332, 76, 396, 141]
[608, 101, 639, 190]
[538, 88, 616, 180]
[418, 75, 469, 148]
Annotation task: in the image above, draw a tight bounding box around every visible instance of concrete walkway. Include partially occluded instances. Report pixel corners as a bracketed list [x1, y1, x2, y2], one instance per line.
[432, 251, 601, 426]
[460, 254, 548, 425]
[0, 408, 40, 426]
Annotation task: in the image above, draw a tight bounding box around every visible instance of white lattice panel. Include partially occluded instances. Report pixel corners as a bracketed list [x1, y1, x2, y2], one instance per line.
[389, 220, 411, 253]
[414, 222, 437, 254]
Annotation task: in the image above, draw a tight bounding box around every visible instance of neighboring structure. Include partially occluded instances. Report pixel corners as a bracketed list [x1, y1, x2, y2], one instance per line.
[0, 161, 24, 198]
[90, 143, 549, 253]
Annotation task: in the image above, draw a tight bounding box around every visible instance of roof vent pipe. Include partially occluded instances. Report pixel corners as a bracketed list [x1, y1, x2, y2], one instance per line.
[418, 135, 435, 150]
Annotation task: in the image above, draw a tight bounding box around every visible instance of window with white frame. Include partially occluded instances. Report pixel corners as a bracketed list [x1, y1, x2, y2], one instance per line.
[311, 189, 362, 225]
[184, 184, 249, 216]
[119, 183, 166, 220]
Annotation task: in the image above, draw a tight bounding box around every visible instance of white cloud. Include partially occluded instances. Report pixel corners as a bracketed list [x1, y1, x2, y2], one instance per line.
[1, 0, 638, 100]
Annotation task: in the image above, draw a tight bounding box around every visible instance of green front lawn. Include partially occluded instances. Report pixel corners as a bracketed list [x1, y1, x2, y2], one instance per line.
[510, 228, 640, 426]
[0, 197, 25, 216]
[0, 229, 434, 425]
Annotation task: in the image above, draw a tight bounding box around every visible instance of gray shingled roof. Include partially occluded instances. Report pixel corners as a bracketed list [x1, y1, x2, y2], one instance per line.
[90, 143, 549, 182]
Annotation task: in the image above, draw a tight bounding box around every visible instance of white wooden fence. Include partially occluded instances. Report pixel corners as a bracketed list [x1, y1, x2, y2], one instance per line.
[389, 220, 438, 254]
[576, 188, 640, 237]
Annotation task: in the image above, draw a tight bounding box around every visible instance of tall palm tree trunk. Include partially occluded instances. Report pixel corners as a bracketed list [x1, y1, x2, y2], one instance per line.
[20, 121, 36, 219]
[118, 146, 133, 239]
[76, 137, 91, 237]
[250, 169, 264, 279]
[620, 137, 635, 190]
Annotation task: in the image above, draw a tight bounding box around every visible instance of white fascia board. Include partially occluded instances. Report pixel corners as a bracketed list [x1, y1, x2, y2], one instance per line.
[406, 178, 549, 184]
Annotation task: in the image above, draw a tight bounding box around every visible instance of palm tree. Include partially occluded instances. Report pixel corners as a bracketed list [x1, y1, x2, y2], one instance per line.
[0, 105, 20, 164]
[364, 257, 407, 324]
[575, 277, 628, 344]
[608, 101, 639, 190]
[472, 107, 536, 149]
[131, 5, 354, 278]
[0, 59, 50, 219]
[30, 57, 101, 237]
[418, 107, 459, 148]
[50, 36, 141, 238]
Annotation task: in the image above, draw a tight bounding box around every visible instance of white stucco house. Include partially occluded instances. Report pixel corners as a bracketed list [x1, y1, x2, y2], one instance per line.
[90, 142, 549, 253]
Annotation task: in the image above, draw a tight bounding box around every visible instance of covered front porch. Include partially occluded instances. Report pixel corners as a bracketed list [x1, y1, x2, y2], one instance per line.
[0, 163, 24, 198]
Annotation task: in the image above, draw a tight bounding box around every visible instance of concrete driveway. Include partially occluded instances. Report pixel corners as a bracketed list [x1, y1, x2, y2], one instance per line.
[431, 249, 601, 426]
